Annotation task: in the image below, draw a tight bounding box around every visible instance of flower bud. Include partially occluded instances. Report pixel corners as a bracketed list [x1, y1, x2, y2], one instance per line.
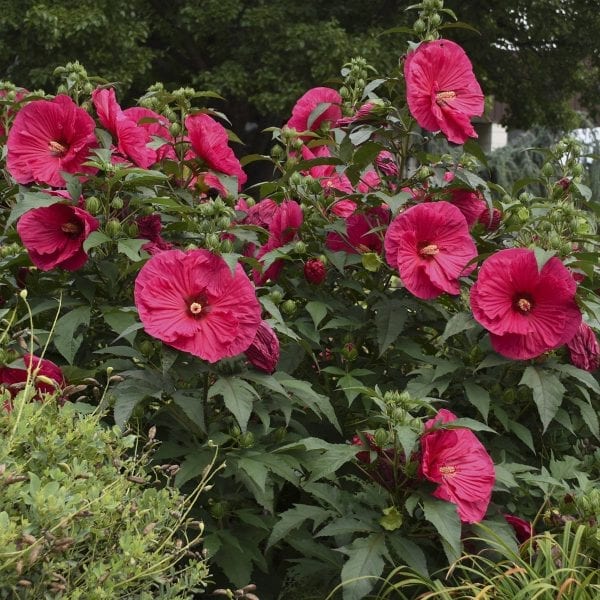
[304, 258, 327, 285]
[281, 299, 297, 315]
[106, 219, 122, 238]
[342, 342, 358, 361]
[290, 172, 303, 187]
[126, 223, 139, 238]
[244, 321, 280, 374]
[85, 196, 101, 214]
[374, 428, 388, 448]
[430, 13, 442, 27]
[293, 240, 307, 254]
[541, 162, 554, 178]
[517, 207, 530, 222]
[239, 432, 255, 448]
[361, 252, 382, 272]
[414, 18, 426, 33]
[269, 290, 283, 304]
[169, 122, 181, 137]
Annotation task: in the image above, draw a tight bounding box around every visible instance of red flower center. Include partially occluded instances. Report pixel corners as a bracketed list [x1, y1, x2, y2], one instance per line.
[48, 140, 68, 157]
[435, 90, 457, 106]
[513, 294, 534, 314]
[418, 242, 439, 258]
[439, 465, 456, 477]
[60, 221, 82, 237]
[187, 294, 208, 318]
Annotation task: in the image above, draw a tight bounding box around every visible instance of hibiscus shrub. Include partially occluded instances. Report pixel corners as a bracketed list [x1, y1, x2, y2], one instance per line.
[1, 2, 599, 598]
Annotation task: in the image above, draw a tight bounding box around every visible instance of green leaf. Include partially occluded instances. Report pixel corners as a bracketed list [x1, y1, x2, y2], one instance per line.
[422, 496, 461, 562]
[519, 366, 565, 431]
[450, 418, 496, 433]
[267, 504, 332, 548]
[464, 381, 490, 422]
[339, 534, 386, 600]
[375, 298, 407, 356]
[550, 362, 600, 394]
[316, 517, 375, 538]
[394, 425, 418, 459]
[463, 138, 488, 166]
[172, 391, 205, 432]
[117, 238, 149, 261]
[209, 377, 258, 432]
[6, 191, 61, 229]
[337, 374, 365, 406]
[441, 312, 476, 342]
[572, 398, 600, 440]
[53, 306, 91, 364]
[387, 535, 429, 576]
[305, 300, 328, 329]
[83, 230, 110, 253]
[508, 420, 536, 452]
[113, 377, 162, 427]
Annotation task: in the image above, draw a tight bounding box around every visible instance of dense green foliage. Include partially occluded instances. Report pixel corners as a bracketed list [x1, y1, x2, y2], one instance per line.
[0, 396, 210, 598]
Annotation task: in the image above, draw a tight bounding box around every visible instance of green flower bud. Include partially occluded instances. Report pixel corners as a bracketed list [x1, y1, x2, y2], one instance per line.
[374, 428, 388, 448]
[270, 144, 284, 160]
[342, 342, 358, 362]
[430, 13, 442, 27]
[231, 425, 241, 437]
[281, 299, 297, 315]
[106, 219, 122, 238]
[85, 196, 101, 214]
[414, 18, 427, 33]
[139, 340, 154, 356]
[220, 239, 233, 254]
[517, 207, 530, 222]
[110, 197, 124, 210]
[209, 501, 227, 520]
[126, 223, 139, 238]
[541, 162, 554, 178]
[572, 163, 584, 177]
[169, 122, 181, 137]
[239, 432, 255, 448]
[294, 241, 307, 254]
[205, 233, 220, 249]
[502, 388, 516, 404]
[339, 86, 350, 100]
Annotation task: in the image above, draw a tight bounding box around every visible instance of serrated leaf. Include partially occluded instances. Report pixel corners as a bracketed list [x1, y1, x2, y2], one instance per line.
[339, 534, 386, 600]
[533, 247, 556, 272]
[422, 496, 461, 562]
[441, 312, 476, 342]
[6, 191, 62, 229]
[113, 377, 162, 427]
[172, 391, 205, 432]
[316, 516, 375, 538]
[551, 363, 600, 394]
[375, 298, 407, 356]
[337, 374, 365, 405]
[117, 238, 149, 261]
[387, 535, 429, 576]
[519, 366, 565, 431]
[208, 377, 258, 432]
[464, 381, 490, 422]
[572, 398, 600, 440]
[267, 504, 332, 548]
[53, 306, 91, 364]
[508, 420, 536, 452]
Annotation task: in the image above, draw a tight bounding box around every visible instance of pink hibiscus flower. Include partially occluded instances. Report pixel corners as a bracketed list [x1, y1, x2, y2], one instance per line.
[253, 200, 303, 284]
[244, 321, 280, 374]
[326, 205, 390, 255]
[566, 322, 600, 372]
[421, 409, 495, 524]
[124, 106, 175, 161]
[134, 249, 261, 363]
[447, 189, 487, 227]
[17, 203, 99, 271]
[470, 248, 582, 360]
[376, 151, 399, 177]
[286, 87, 342, 136]
[504, 514, 533, 544]
[92, 88, 158, 168]
[384, 201, 477, 299]
[185, 113, 247, 190]
[7, 95, 98, 187]
[405, 39, 484, 145]
[1, 354, 65, 406]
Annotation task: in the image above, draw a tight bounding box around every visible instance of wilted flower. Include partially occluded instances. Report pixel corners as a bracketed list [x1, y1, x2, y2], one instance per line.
[384, 201, 477, 299]
[566, 322, 600, 372]
[136, 214, 173, 255]
[470, 248, 582, 360]
[7, 95, 98, 187]
[134, 249, 261, 363]
[421, 409, 495, 523]
[244, 321, 280, 373]
[17, 203, 99, 271]
[404, 40, 484, 145]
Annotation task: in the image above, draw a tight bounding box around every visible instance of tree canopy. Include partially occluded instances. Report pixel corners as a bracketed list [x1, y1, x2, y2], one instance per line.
[1, 0, 599, 131]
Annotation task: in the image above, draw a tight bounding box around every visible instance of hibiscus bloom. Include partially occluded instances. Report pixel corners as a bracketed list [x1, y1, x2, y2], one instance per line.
[470, 248, 582, 360]
[286, 87, 342, 136]
[7, 95, 98, 187]
[92, 88, 158, 168]
[384, 201, 477, 299]
[253, 200, 303, 284]
[185, 113, 247, 190]
[136, 214, 173, 255]
[327, 205, 390, 255]
[421, 409, 495, 523]
[504, 514, 533, 544]
[447, 189, 487, 227]
[244, 321, 280, 373]
[134, 249, 261, 363]
[1, 354, 65, 406]
[566, 322, 600, 372]
[17, 203, 99, 271]
[124, 106, 174, 161]
[405, 39, 484, 145]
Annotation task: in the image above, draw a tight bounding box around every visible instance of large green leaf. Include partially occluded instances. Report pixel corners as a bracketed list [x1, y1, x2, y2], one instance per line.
[519, 366, 565, 431]
[422, 496, 462, 562]
[208, 376, 258, 432]
[375, 298, 407, 356]
[53, 306, 91, 364]
[339, 534, 386, 600]
[267, 504, 332, 548]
